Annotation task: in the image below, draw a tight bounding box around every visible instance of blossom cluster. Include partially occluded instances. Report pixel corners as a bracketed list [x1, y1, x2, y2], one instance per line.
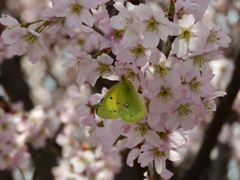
[0, 0, 231, 179]
[0, 97, 122, 179]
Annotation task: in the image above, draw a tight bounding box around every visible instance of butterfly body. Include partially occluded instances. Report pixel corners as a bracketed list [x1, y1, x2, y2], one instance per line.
[96, 80, 146, 123]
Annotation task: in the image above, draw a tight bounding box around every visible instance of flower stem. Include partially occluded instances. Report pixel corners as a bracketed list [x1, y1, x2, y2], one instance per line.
[21, 19, 44, 28]
[83, 23, 105, 36]
[92, 51, 103, 58]
[35, 21, 49, 33]
[92, 48, 111, 58]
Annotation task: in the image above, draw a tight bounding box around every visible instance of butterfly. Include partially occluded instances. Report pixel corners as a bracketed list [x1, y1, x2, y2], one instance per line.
[96, 80, 146, 123]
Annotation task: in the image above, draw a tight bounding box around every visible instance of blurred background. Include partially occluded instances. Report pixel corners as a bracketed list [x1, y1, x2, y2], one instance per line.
[0, 0, 240, 180]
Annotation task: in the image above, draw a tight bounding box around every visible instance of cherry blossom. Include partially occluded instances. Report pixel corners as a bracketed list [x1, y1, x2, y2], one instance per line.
[62, 45, 93, 86]
[138, 143, 180, 175]
[149, 83, 185, 114]
[145, 48, 181, 92]
[41, 7, 75, 37]
[1, 28, 48, 64]
[174, 0, 208, 22]
[165, 100, 205, 131]
[206, 17, 232, 49]
[110, 2, 141, 48]
[116, 36, 151, 67]
[53, 0, 95, 29]
[87, 54, 118, 86]
[172, 14, 210, 58]
[0, 0, 232, 179]
[135, 4, 180, 48]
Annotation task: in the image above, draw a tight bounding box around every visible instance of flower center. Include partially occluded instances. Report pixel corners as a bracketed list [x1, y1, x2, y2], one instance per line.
[1, 123, 8, 130]
[3, 154, 9, 162]
[75, 57, 83, 72]
[78, 156, 86, 162]
[55, 17, 65, 23]
[192, 55, 205, 68]
[152, 148, 165, 158]
[71, 3, 82, 14]
[189, 77, 201, 93]
[113, 29, 123, 38]
[207, 32, 220, 46]
[136, 123, 149, 136]
[157, 132, 169, 141]
[146, 17, 159, 32]
[204, 100, 215, 111]
[125, 70, 136, 81]
[99, 64, 110, 75]
[25, 33, 37, 45]
[158, 87, 171, 97]
[178, 104, 192, 117]
[155, 64, 169, 78]
[180, 28, 191, 40]
[130, 45, 146, 57]
[38, 128, 46, 135]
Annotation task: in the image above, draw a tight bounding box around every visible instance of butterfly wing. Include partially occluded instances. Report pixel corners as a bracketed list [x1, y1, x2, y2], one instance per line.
[116, 80, 146, 123]
[96, 83, 122, 119]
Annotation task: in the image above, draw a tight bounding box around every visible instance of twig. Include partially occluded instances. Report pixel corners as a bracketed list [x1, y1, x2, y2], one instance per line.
[21, 19, 44, 28]
[82, 23, 105, 36]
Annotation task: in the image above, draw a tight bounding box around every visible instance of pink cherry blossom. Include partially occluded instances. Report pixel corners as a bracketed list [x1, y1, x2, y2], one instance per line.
[145, 48, 181, 92]
[96, 119, 124, 155]
[110, 2, 141, 48]
[165, 100, 205, 131]
[0, 1, 231, 179]
[116, 36, 151, 67]
[123, 121, 162, 148]
[0, 114, 16, 142]
[53, 0, 95, 29]
[149, 83, 185, 114]
[52, 160, 84, 179]
[41, 8, 75, 37]
[156, 129, 187, 149]
[206, 17, 232, 49]
[56, 124, 82, 158]
[135, 4, 180, 48]
[2, 28, 48, 64]
[127, 148, 140, 167]
[178, 48, 223, 76]
[0, 14, 21, 44]
[83, 5, 109, 45]
[100, 17, 125, 55]
[138, 143, 180, 176]
[62, 45, 93, 86]
[87, 54, 118, 86]
[172, 14, 210, 58]
[114, 62, 144, 89]
[70, 150, 95, 173]
[174, 0, 208, 22]
[202, 91, 226, 115]
[183, 69, 215, 105]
